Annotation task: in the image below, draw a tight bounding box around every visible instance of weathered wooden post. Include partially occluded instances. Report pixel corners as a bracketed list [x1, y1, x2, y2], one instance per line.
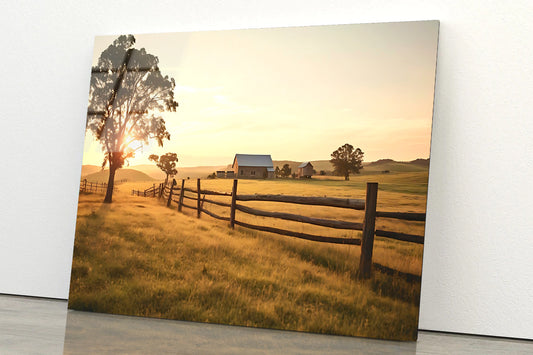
[197, 179, 201, 218]
[153, 184, 156, 197]
[359, 182, 378, 279]
[83, 179, 87, 192]
[178, 179, 185, 211]
[167, 179, 176, 207]
[229, 179, 238, 228]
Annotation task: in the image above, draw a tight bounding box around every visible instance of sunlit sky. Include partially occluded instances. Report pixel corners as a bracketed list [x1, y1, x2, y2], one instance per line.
[82, 21, 439, 167]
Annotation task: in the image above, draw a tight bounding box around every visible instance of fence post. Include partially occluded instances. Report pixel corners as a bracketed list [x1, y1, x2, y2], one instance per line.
[197, 179, 201, 218]
[83, 179, 87, 192]
[359, 182, 378, 279]
[178, 179, 185, 211]
[230, 179, 238, 228]
[167, 179, 176, 207]
[153, 184, 156, 197]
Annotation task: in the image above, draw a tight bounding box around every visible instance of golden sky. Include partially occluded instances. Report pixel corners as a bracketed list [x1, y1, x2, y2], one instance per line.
[82, 21, 439, 167]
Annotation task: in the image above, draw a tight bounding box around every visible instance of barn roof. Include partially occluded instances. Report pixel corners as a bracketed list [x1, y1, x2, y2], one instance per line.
[298, 161, 313, 168]
[233, 154, 274, 168]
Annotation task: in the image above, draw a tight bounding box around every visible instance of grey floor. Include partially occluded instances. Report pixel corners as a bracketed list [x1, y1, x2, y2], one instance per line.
[1, 295, 532, 354]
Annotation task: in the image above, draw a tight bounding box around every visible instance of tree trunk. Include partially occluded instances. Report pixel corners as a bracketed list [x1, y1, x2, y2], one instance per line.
[344, 174, 349, 181]
[104, 163, 117, 203]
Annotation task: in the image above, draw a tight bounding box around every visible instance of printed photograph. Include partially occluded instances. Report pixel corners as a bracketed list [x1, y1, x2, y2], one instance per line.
[69, 21, 439, 341]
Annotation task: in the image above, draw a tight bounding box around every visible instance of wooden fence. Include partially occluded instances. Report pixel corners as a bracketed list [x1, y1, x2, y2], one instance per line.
[156, 178, 425, 279]
[132, 183, 163, 197]
[79, 179, 124, 193]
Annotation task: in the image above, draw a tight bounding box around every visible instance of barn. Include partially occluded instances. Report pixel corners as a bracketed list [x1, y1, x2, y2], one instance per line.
[232, 154, 275, 179]
[297, 161, 314, 178]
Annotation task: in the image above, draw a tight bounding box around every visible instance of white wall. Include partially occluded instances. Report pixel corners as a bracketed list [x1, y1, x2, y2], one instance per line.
[0, 0, 531, 340]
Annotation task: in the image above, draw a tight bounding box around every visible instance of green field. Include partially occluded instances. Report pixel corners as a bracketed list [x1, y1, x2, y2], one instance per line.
[69, 171, 428, 340]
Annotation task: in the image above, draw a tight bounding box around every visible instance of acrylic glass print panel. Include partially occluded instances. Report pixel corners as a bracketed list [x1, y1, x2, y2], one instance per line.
[69, 21, 439, 341]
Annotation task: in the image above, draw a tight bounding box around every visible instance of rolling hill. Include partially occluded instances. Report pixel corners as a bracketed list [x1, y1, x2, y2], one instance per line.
[83, 168, 154, 183]
[363, 159, 429, 173]
[80, 165, 101, 177]
[81, 157, 429, 183]
[131, 164, 228, 180]
[128, 164, 166, 180]
[173, 166, 228, 179]
[273, 158, 429, 175]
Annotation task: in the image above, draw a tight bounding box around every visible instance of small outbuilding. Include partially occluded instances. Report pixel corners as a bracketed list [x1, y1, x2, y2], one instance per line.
[297, 161, 314, 178]
[232, 154, 275, 179]
[216, 171, 226, 178]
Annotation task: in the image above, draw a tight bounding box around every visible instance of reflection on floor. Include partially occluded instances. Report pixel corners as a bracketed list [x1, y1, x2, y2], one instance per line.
[1, 294, 532, 354]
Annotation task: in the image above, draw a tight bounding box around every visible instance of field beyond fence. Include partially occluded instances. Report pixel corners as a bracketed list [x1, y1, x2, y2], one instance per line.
[146, 178, 426, 279]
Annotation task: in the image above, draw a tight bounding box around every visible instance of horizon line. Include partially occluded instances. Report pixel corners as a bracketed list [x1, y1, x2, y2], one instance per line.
[82, 156, 430, 169]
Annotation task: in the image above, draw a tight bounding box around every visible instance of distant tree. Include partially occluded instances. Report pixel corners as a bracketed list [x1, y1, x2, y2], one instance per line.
[149, 153, 178, 185]
[281, 164, 292, 178]
[319, 170, 326, 176]
[207, 172, 216, 179]
[87, 35, 178, 203]
[275, 166, 281, 178]
[330, 144, 364, 180]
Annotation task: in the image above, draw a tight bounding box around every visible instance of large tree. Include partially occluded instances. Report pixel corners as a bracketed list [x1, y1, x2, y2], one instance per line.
[330, 144, 364, 180]
[149, 153, 178, 186]
[87, 35, 178, 203]
[281, 164, 292, 178]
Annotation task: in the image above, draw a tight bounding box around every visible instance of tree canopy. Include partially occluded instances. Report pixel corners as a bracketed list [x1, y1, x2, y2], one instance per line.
[86, 35, 178, 203]
[330, 144, 364, 180]
[275, 166, 281, 178]
[281, 164, 292, 178]
[149, 153, 178, 185]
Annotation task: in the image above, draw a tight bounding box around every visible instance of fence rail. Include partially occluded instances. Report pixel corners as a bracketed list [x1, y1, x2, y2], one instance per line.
[233, 220, 362, 245]
[234, 204, 364, 230]
[375, 211, 426, 221]
[236, 194, 365, 210]
[79, 179, 123, 194]
[155, 178, 426, 279]
[132, 183, 162, 197]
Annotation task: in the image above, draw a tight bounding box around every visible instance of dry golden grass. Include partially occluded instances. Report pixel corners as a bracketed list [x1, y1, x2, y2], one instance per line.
[186, 174, 426, 276]
[69, 172, 428, 340]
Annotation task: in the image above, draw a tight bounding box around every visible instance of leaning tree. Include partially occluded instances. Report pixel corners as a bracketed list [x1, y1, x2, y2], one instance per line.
[330, 143, 364, 180]
[149, 153, 178, 186]
[87, 35, 178, 203]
